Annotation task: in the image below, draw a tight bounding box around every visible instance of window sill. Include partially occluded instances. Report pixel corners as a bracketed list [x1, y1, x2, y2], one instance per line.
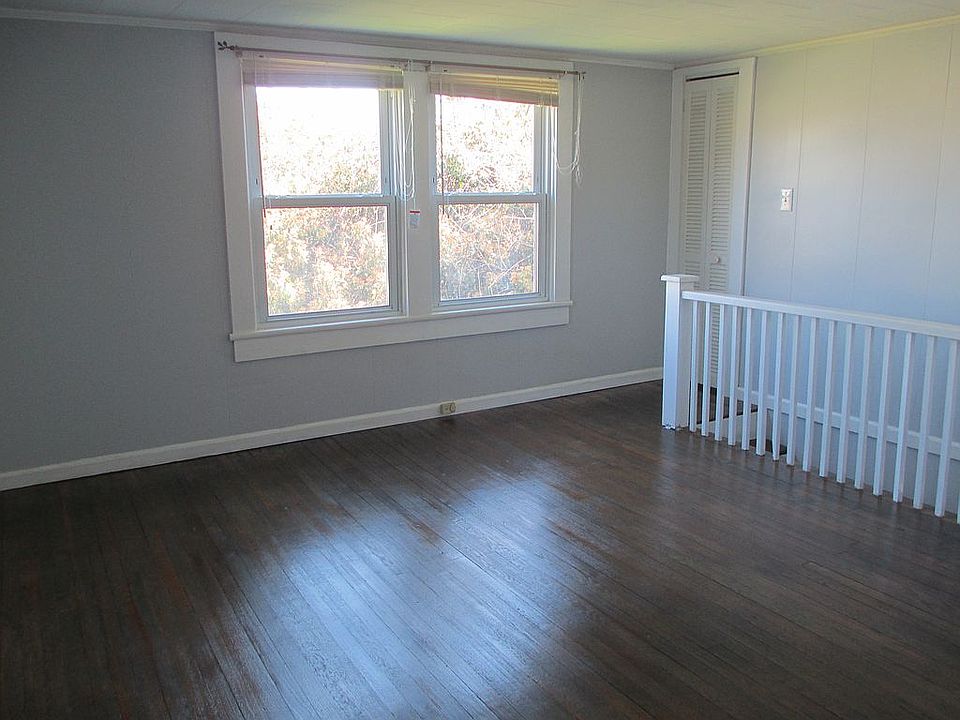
[230, 301, 572, 361]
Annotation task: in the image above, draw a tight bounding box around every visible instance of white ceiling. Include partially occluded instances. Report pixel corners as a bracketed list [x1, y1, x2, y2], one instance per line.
[4, 0, 960, 63]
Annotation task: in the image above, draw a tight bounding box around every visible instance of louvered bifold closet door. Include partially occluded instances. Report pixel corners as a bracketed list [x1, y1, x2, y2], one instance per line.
[681, 74, 738, 383]
[681, 85, 708, 280]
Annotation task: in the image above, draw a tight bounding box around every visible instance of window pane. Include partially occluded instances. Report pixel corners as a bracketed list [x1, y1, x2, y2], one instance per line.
[257, 87, 382, 196]
[439, 203, 538, 301]
[264, 206, 389, 316]
[435, 96, 535, 193]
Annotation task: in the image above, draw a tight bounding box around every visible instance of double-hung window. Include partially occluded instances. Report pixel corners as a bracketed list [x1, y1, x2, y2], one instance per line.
[431, 69, 556, 305]
[250, 56, 404, 321]
[216, 35, 576, 361]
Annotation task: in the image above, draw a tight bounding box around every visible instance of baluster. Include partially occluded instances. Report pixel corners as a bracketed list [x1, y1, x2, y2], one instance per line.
[661, 275, 696, 429]
[892, 332, 915, 502]
[854, 326, 874, 490]
[701, 302, 712, 437]
[728, 305, 741, 447]
[741, 308, 754, 451]
[872, 328, 894, 496]
[771, 313, 785, 460]
[802, 317, 819, 472]
[836, 323, 855, 484]
[934, 340, 958, 517]
[913, 336, 937, 509]
[786, 315, 801, 466]
[715, 305, 728, 442]
[819, 320, 837, 477]
[688, 301, 701, 433]
[756, 311, 769, 456]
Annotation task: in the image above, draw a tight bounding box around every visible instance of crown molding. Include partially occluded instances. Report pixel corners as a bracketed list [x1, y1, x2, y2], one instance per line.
[0, 7, 675, 70]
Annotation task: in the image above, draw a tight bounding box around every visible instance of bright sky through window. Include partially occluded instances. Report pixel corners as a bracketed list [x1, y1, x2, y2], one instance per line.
[256, 87, 382, 196]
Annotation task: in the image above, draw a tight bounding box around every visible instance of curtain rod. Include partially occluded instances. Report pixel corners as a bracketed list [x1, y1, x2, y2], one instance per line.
[216, 41, 584, 77]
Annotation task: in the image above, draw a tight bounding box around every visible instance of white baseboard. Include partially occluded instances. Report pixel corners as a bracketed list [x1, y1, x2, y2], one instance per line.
[0, 367, 662, 493]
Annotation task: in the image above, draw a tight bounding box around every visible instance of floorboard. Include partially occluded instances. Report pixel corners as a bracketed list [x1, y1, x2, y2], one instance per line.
[2, 381, 959, 719]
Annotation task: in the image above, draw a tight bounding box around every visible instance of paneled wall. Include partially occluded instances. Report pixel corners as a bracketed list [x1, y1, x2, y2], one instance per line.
[745, 22, 960, 326]
[743, 26, 960, 510]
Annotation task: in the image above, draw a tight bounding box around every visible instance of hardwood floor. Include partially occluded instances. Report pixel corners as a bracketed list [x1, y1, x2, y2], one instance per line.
[3, 381, 960, 719]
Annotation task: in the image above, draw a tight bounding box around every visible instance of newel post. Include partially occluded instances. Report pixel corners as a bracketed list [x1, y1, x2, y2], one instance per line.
[661, 274, 698, 428]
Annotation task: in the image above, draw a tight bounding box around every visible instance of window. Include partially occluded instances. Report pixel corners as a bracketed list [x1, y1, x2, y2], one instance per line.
[258, 87, 394, 317]
[435, 95, 543, 303]
[216, 35, 576, 361]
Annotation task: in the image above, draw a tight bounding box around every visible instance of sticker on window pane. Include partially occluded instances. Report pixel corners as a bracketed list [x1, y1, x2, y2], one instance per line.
[439, 203, 538, 302]
[264, 206, 389, 316]
[435, 96, 534, 194]
[256, 87, 382, 196]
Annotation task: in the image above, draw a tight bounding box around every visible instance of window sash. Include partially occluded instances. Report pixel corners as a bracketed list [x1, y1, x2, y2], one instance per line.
[252, 84, 400, 199]
[436, 196, 547, 306]
[432, 96, 545, 196]
[244, 83, 402, 323]
[255, 201, 399, 321]
[430, 101, 551, 307]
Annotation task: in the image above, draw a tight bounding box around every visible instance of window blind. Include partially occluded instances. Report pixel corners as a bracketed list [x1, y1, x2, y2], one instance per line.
[240, 51, 404, 89]
[428, 66, 560, 106]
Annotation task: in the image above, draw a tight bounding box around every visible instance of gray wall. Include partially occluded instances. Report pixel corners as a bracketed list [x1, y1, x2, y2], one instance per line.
[0, 19, 672, 473]
[745, 22, 960, 325]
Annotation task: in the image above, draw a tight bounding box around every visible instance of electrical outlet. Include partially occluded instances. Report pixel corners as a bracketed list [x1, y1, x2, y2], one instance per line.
[439, 401, 457, 415]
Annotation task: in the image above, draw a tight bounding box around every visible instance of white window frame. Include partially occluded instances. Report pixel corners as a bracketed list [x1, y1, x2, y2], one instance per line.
[216, 33, 574, 362]
[430, 96, 551, 308]
[248, 87, 403, 326]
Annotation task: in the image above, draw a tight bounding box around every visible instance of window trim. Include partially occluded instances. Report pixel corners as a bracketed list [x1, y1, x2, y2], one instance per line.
[215, 32, 575, 361]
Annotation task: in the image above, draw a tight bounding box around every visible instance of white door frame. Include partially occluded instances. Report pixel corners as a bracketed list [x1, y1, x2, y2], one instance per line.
[666, 57, 756, 294]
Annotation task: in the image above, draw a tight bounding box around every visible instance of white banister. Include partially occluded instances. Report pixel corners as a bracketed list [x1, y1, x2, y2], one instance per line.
[836, 323, 854, 484]
[818, 320, 837, 477]
[873, 328, 894, 496]
[701, 302, 712, 436]
[786, 315, 801, 465]
[660, 274, 699, 428]
[681, 291, 960, 341]
[740, 307, 754, 451]
[772, 313, 785, 460]
[728, 306, 741, 447]
[661, 281, 960, 521]
[802, 316, 819, 472]
[688, 300, 700, 432]
[715, 306, 728, 442]
[854, 326, 873, 490]
[935, 341, 958, 516]
[755, 311, 769, 456]
[892, 332, 914, 502]
[914, 336, 937, 509]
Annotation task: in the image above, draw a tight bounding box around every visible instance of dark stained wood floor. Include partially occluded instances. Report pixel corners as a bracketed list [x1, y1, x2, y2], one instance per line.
[3, 381, 960, 720]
